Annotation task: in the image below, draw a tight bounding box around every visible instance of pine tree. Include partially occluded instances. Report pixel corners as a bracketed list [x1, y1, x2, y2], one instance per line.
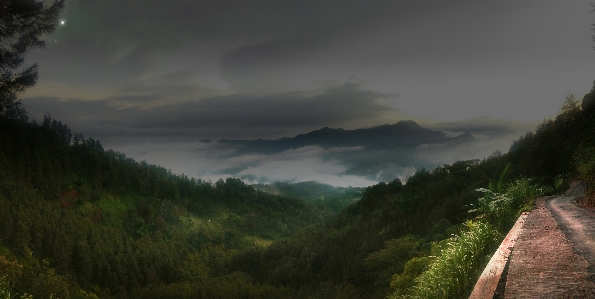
[0, 0, 65, 120]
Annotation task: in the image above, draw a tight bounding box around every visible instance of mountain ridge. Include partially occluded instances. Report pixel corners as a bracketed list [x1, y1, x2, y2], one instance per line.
[218, 120, 474, 155]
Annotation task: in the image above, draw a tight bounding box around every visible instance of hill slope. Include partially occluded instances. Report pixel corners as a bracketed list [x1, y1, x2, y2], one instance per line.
[0, 117, 336, 298]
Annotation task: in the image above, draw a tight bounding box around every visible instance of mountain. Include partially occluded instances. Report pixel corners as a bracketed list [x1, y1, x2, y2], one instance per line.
[219, 120, 474, 155]
[214, 121, 475, 183]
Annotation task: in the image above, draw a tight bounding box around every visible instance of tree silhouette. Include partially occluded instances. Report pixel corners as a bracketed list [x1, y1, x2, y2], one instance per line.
[582, 81, 595, 117]
[592, 4, 595, 50]
[0, 0, 65, 120]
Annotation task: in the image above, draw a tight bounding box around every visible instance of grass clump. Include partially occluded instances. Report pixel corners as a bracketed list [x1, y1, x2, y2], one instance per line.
[390, 221, 500, 299]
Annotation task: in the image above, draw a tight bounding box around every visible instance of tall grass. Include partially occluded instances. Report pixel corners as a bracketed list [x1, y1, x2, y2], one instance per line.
[390, 221, 500, 299]
[390, 178, 540, 298]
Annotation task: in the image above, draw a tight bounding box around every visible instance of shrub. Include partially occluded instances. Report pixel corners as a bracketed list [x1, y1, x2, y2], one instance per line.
[575, 146, 595, 184]
[470, 178, 539, 232]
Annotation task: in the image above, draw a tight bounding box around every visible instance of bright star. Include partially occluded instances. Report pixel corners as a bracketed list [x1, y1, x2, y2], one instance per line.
[60, 20, 65, 25]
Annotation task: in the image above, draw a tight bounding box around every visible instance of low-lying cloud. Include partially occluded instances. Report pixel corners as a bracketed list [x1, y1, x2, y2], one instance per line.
[23, 91, 538, 187]
[417, 117, 537, 167]
[109, 142, 377, 187]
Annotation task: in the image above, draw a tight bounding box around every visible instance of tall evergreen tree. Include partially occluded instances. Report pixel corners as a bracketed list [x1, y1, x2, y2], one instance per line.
[0, 0, 65, 120]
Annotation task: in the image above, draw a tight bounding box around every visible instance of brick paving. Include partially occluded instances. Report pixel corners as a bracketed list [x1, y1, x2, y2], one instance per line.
[503, 196, 595, 298]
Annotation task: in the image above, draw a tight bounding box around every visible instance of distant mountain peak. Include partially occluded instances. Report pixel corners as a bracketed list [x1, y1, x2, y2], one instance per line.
[213, 121, 479, 156]
[396, 120, 420, 126]
[447, 132, 475, 145]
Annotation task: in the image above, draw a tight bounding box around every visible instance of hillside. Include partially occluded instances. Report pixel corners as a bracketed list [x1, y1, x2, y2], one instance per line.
[227, 88, 595, 298]
[0, 116, 337, 298]
[0, 85, 593, 298]
[252, 181, 364, 213]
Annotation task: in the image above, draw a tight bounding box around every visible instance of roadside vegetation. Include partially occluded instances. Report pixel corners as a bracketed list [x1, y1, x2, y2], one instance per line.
[391, 178, 541, 299]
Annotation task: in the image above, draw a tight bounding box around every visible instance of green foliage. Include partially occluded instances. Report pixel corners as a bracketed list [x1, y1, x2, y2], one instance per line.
[575, 141, 595, 205]
[508, 91, 595, 190]
[553, 174, 570, 194]
[389, 257, 431, 296]
[497, 163, 512, 194]
[391, 221, 500, 299]
[137, 271, 292, 299]
[581, 81, 595, 117]
[364, 236, 421, 295]
[575, 146, 595, 186]
[0, 117, 336, 298]
[505, 178, 541, 213]
[469, 189, 508, 221]
[471, 178, 540, 231]
[0, 255, 23, 299]
[229, 159, 516, 298]
[389, 174, 540, 299]
[253, 181, 363, 213]
[74, 290, 99, 299]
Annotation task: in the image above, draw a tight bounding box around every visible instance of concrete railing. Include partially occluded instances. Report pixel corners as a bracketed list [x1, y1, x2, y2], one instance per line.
[468, 212, 529, 299]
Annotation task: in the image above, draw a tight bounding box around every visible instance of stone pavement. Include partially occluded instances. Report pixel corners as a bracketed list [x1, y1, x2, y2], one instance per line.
[503, 195, 595, 298]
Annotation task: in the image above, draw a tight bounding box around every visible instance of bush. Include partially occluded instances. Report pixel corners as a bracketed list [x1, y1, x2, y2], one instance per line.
[554, 174, 570, 195]
[471, 178, 539, 232]
[575, 145, 595, 205]
[575, 146, 595, 185]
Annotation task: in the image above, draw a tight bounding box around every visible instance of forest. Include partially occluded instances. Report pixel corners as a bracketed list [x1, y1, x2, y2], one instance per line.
[0, 86, 592, 298]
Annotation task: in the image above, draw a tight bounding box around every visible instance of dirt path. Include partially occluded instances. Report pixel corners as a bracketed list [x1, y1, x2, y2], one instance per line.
[548, 182, 595, 285]
[504, 182, 595, 298]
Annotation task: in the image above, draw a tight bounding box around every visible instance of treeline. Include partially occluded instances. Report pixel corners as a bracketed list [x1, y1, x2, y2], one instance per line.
[509, 89, 595, 188]
[252, 181, 364, 213]
[0, 115, 334, 298]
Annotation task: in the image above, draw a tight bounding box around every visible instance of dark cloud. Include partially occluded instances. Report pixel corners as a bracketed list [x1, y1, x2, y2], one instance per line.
[27, 0, 594, 123]
[39, 1, 433, 92]
[69, 1, 398, 45]
[18, 0, 595, 186]
[23, 82, 398, 140]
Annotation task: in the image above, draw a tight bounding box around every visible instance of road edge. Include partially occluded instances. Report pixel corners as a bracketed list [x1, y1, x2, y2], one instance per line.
[468, 212, 529, 299]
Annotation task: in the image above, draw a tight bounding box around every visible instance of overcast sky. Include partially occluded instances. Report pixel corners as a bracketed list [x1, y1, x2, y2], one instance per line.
[18, 0, 595, 186]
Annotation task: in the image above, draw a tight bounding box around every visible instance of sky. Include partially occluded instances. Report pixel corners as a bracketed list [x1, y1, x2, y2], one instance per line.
[19, 0, 595, 186]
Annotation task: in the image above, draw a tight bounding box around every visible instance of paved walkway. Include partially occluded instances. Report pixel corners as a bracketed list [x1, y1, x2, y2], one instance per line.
[503, 182, 595, 298]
